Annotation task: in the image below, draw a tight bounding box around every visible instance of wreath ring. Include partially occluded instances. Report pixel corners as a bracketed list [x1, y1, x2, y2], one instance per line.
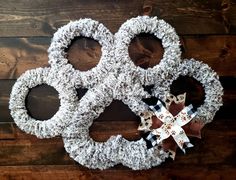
[9, 67, 78, 138]
[115, 16, 182, 85]
[48, 18, 115, 88]
[152, 58, 224, 124]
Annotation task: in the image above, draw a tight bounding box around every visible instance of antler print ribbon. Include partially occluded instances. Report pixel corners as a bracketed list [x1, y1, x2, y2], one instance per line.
[147, 100, 196, 153]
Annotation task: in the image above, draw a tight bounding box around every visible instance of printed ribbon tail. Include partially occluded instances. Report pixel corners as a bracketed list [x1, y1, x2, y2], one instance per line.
[175, 135, 194, 154]
[181, 142, 194, 154]
[171, 125, 194, 153]
[146, 127, 170, 147]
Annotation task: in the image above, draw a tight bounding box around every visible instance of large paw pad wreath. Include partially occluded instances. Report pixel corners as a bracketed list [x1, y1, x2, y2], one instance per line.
[9, 16, 223, 170]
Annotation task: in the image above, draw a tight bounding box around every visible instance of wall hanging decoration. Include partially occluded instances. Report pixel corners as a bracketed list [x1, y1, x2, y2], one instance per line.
[9, 18, 115, 138]
[9, 67, 78, 138]
[9, 16, 223, 170]
[62, 73, 169, 170]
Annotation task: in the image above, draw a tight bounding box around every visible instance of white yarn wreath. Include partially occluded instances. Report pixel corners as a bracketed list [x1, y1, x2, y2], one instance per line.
[62, 73, 169, 170]
[152, 58, 224, 124]
[115, 16, 182, 85]
[9, 16, 224, 170]
[48, 18, 115, 88]
[62, 16, 185, 170]
[9, 67, 78, 138]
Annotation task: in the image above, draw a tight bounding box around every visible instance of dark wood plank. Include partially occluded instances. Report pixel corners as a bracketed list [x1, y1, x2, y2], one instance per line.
[0, 0, 235, 36]
[0, 35, 236, 79]
[0, 128, 74, 166]
[0, 80, 14, 122]
[0, 119, 235, 168]
[148, 0, 233, 35]
[224, 0, 236, 34]
[0, 38, 49, 79]
[0, 165, 235, 180]
[0, 0, 143, 36]
[0, 123, 15, 140]
[182, 35, 236, 76]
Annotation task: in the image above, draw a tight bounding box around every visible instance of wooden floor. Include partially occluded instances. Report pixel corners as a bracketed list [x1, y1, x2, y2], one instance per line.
[0, 0, 235, 179]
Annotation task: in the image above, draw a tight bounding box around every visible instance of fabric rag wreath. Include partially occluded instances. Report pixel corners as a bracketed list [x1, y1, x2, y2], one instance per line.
[48, 18, 115, 88]
[62, 73, 170, 170]
[138, 59, 223, 158]
[115, 16, 182, 85]
[9, 16, 223, 170]
[9, 18, 115, 138]
[9, 67, 78, 138]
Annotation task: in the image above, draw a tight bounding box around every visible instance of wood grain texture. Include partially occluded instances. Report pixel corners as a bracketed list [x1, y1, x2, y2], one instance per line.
[66, 37, 102, 71]
[0, 119, 235, 163]
[0, 0, 235, 36]
[0, 165, 235, 180]
[0, 35, 236, 79]
[0, 38, 49, 79]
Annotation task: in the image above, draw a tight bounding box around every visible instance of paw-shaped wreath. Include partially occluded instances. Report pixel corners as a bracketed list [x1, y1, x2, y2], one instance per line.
[9, 16, 223, 170]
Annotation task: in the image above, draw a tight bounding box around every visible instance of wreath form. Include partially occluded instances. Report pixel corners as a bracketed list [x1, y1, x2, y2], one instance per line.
[9, 17, 224, 170]
[61, 16, 185, 169]
[9, 67, 78, 138]
[62, 59, 224, 170]
[62, 74, 169, 170]
[9, 18, 115, 138]
[114, 16, 182, 85]
[152, 58, 224, 124]
[48, 18, 115, 88]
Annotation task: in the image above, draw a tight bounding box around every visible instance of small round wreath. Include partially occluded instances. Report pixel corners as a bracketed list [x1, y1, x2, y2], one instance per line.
[115, 16, 182, 85]
[62, 74, 169, 170]
[48, 18, 115, 88]
[152, 58, 224, 124]
[9, 67, 78, 138]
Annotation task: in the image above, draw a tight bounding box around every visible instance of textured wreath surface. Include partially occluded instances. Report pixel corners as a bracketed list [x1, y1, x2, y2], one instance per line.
[48, 18, 115, 88]
[63, 73, 171, 170]
[115, 16, 182, 85]
[152, 58, 224, 124]
[9, 67, 78, 138]
[9, 16, 224, 170]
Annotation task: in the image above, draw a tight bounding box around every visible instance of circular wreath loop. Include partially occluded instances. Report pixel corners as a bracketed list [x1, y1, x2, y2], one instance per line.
[48, 18, 115, 88]
[9, 67, 78, 138]
[115, 16, 182, 85]
[152, 58, 224, 124]
[62, 74, 169, 170]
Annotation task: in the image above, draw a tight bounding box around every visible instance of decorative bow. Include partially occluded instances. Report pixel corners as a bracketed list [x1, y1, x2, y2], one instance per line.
[138, 93, 205, 158]
[147, 100, 196, 153]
